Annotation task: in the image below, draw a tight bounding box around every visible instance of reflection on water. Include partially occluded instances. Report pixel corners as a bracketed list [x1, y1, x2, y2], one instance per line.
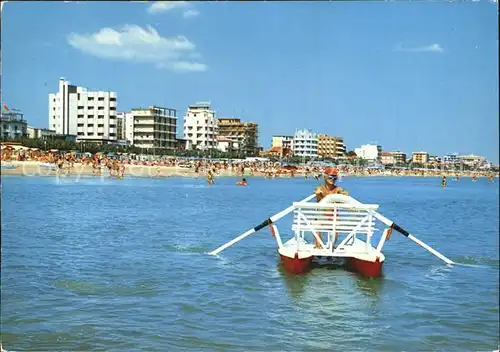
[276, 263, 310, 300]
[354, 275, 385, 297]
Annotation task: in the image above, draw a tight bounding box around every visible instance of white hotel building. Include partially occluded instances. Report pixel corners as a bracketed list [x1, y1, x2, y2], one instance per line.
[293, 129, 318, 158]
[49, 78, 117, 143]
[354, 144, 382, 162]
[183, 102, 218, 151]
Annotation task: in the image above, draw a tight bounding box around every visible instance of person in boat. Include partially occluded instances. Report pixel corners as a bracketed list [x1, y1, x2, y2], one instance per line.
[237, 178, 248, 186]
[313, 168, 348, 249]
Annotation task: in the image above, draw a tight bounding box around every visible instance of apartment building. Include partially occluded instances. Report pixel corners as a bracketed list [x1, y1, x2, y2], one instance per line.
[1, 109, 28, 140]
[183, 102, 218, 151]
[412, 151, 429, 164]
[443, 153, 460, 164]
[459, 154, 486, 167]
[293, 129, 318, 158]
[48, 78, 117, 143]
[380, 152, 395, 165]
[392, 151, 407, 164]
[272, 135, 293, 150]
[131, 106, 177, 149]
[27, 127, 56, 139]
[317, 134, 346, 158]
[217, 118, 259, 156]
[354, 144, 382, 162]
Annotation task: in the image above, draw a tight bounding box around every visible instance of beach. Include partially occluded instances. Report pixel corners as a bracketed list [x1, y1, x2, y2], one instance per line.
[0, 160, 496, 179]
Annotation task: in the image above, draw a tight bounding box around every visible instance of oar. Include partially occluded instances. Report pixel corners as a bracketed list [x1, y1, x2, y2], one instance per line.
[373, 212, 455, 265]
[208, 194, 316, 256]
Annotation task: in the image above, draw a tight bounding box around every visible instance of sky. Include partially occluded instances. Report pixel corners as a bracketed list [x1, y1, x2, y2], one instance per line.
[2, 1, 499, 162]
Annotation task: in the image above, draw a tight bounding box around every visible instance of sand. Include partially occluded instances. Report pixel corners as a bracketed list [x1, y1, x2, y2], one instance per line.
[0, 161, 494, 179]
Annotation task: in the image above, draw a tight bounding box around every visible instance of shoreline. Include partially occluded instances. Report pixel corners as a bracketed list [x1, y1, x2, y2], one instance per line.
[0, 161, 496, 179]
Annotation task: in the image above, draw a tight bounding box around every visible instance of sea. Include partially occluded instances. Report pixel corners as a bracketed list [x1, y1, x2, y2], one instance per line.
[1, 175, 499, 352]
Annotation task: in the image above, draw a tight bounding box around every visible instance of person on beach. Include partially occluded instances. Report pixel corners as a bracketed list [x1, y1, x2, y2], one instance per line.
[118, 163, 125, 178]
[313, 168, 348, 249]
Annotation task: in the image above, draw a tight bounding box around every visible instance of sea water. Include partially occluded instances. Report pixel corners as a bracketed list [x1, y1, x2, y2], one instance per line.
[1, 175, 499, 351]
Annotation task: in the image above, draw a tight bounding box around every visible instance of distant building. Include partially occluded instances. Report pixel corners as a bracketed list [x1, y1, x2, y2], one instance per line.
[293, 129, 318, 158]
[27, 127, 57, 139]
[131, 106, 177, 150]
[117, 112, 134, 146]
[216, 136, 238, 153]
[443, 153, 461, 164]
[1, 109, 28, 140]
[392, 151, 407, 164]
[272, 135, 293, 150]
[49, 78, 118, 143]
[428, 155, 442, 164]
[459, 154, 486, 167]
[217, 117, 259, 156]
[183, 102, 218, 151]
[260, 146, 293, 158]
[354, 144, 382, 162]
[380, 152, 395, 165]
[412, 151, 429, 164]
[317, 134, 345, 158]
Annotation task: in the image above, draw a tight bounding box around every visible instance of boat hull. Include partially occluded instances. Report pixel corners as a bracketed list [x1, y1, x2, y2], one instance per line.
[278, 251, 313, 274]
[347, 256, 384, 278]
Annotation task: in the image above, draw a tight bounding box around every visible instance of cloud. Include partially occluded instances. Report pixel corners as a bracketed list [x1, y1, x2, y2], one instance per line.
[67, 25, 207, 72]
[147, 1, 189, 14]
[183, 9, 200, 18]
[394, 43, 445, 53]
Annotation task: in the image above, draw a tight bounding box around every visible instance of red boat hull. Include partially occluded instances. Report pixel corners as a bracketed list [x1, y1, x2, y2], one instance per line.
[279, 252, 313, 274]
[347, 256, 384, 278]
[278, 252, 384, 278]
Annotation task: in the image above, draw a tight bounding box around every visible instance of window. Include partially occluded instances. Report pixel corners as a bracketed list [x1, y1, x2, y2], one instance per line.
[77, 124, 84, 127]
[110, 97, 116, 102]
[88, 115, 94, 119]
[98, 107, 104, 110]
[88, 97, 94, 101]
[77, 115, 84, 118]
[88, 124, 94, 127]
[98, 124, 104, 127]
[78, 93, 80, 100]
[110, 124, 116, 128]
[110, 107, 116, 111]
[98, 97, 104, 101]
[110, 133, 116, 137]
[77, 132, 84, 136]
[78, 106, 84, 109]
[88, 106, 94, 110]
[98, 115, 104, 119]
[98, 132, 104, 136]
[88, 133, 94, 136]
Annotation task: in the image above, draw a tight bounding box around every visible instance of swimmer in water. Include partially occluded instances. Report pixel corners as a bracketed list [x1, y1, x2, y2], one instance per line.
[237, 177, 248, 186]
[207, 169, 215, 186]
[441, 175, 447, 188]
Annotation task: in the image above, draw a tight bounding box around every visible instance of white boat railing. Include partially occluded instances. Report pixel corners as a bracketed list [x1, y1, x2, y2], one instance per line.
[209, 193, 455, 266]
